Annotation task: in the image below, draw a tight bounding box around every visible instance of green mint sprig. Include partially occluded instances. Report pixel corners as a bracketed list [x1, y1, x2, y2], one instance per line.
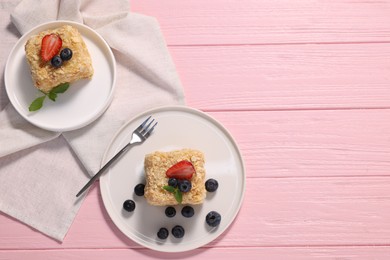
[29, 82, 70, 112]
[163, 185, 183, 204]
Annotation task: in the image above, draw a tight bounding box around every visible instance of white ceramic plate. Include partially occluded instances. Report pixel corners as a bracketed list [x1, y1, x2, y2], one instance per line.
[4, 21, 116, 132]
[100, 106, 246, 252]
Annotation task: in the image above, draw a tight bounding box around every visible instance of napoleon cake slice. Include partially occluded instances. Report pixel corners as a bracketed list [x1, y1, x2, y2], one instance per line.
[25, 25, 93, 93]
[144, 149, 207, 206]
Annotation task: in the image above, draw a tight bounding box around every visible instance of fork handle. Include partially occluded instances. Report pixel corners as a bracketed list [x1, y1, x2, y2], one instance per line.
[76, 142, 134, 197]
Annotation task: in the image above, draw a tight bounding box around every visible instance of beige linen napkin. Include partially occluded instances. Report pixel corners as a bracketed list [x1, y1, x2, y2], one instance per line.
[0, 0, 184, 241]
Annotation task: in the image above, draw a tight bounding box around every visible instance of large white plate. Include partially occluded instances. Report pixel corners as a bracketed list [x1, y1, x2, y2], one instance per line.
[4, 20, 116, 132]
[100, 106, 246, 252]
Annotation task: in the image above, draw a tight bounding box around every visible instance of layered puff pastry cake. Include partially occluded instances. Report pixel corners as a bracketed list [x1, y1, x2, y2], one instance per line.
[144, 149, 207, 206]
[24, 25, 93, 93]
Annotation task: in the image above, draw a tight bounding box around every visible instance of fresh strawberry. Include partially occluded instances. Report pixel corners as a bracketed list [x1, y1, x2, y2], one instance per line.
[166, 160, 195, 180]
[40, 34, 62, 62]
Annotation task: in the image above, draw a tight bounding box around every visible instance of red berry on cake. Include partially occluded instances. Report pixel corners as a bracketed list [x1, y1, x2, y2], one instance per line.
[40, 33, 62, 62]
[166, 160, 195, 180]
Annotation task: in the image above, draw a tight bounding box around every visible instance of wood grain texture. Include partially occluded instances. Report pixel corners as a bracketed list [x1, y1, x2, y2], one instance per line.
[1, 247, 390, 260]
[1, 175, 389, 249]
[210, 110, 390, 178]
[131, 0, 390, 45]
[2, 0, 390, 259]
[169, 43, 390, 110]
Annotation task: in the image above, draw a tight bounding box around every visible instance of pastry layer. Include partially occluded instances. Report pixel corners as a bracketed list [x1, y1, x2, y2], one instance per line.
[144, 149, 206, 206]
[25, 25, 93, 93]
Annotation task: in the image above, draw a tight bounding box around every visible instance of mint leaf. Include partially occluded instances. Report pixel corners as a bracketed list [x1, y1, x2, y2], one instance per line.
[174, 189, 183, 204]
[29, 96, 46, 111]
[163, 185, 175, 193]
[28, 83, 71, 112]
[163, 186, 183, 203]
[51, 82, 70, 94]
[48, 92, 57, 101]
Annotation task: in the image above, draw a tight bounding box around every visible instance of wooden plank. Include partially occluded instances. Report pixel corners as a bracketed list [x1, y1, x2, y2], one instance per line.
[210, 110, 390, 178]
[131, 0, 390, 45]
[1, 1, 389, 258]
[1, 176, 389, 249]
[1, 247, 390, 260]
[168, 43, 390, 110]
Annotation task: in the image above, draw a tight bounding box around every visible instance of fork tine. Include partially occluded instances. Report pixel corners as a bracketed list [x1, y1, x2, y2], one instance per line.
[137, 115, 151, 131]
[142, 118, 155, 133]
[144, 121, 158, 138]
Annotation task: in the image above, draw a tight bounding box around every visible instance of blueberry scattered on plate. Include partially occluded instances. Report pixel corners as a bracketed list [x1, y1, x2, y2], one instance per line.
[181, 206, 194, 218]
[165, 206, 176, 218]
[157, 227, 169, 239]
[123, 199, 136, 212]
[134, 183, 145, 196]
[206, 211, 221, 227]
[126, 176, 221, 242]
[172, 225, 185, 238]
[205, 178, 219, 192]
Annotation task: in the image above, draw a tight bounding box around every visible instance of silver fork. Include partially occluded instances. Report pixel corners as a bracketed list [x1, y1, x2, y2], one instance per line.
[76, 116, 157, 197]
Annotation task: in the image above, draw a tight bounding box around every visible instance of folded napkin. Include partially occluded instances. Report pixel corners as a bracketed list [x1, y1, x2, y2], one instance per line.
[0, 0, 184, 241]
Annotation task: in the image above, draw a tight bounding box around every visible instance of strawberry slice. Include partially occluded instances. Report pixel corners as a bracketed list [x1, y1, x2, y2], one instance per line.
[40, 34, 62, 62]
[166, 160, 195, 180]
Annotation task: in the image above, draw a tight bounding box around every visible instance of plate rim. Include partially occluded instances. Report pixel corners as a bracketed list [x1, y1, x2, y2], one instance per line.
[4, 20, 116, 132]
[99, 105, 246, 252]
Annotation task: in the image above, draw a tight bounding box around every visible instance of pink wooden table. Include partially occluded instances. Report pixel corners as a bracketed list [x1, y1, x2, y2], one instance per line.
[1, 1, 390, 259]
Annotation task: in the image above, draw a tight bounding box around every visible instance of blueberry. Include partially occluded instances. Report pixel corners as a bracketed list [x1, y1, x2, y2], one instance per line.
[172, 225, 185, 238]
[50, 55, 62, 67]
[123, 199, 135, 212]
[178, 180, 192, 193]
[205, 178, 219, 192]
[134, 183, 145, 196]
[205, 211, 221, 227]
[168, 178, 178, 188]
[157, 227, 169, 239]
[60, 48, 73, 61]
[165, 206, 176, 218]
[181, 206, 194, 218]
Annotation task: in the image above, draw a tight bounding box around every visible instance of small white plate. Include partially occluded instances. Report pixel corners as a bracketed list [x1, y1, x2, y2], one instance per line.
[4, 21, 116, 132]
[100, 106, 246, 252]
